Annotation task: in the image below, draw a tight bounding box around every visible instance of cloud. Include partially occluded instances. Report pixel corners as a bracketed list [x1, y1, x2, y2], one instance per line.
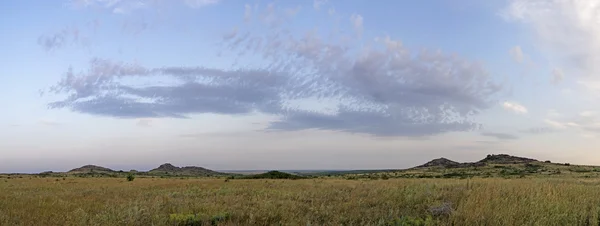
[520, 127, 555, 134]
[502, 101, 527, 114]
[69, 0, 219, 12]
[68, 0, 147, 13]
[580, 111, 596, 117]
[38, 27, 81, 52]
[328, 8, 335, 16]
[285, 6, 301, 17]
[509, 46, 525, 63]
[544, 119, 566, 129]
[542, 110, 600, 133]
[481, 132, 519, 140]
[547, 109, 561, 118]
[313, 0, 327, 10]
[502, 0, 600, 80]
[244, 4, 252, 22]
[45, 3, 503, 137]
[476, 140, 500, 144]
[184, 0, 220, 8]
[38, 119, 62, 126]
[350, 14, 364, 37]
[136, 118, 153, 127]
[551, 68, 564, 84]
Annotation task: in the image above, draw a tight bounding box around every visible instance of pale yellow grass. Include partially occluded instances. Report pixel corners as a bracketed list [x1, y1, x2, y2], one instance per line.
[1, 177, 600, 225]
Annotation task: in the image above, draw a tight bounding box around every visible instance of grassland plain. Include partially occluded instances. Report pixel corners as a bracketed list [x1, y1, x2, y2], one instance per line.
[3, 176, 600, 225]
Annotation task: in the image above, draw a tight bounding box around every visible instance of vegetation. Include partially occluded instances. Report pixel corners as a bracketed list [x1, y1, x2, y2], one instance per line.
[148, 163, 229, 177]
[242, 171, 304, 180]
[6, 154, 600, 225]
[126, 173, 135, 182]
[4, 177, 600, 225]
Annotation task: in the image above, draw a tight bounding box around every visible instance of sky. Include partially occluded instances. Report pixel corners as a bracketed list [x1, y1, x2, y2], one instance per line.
[2, 0, 600, 173]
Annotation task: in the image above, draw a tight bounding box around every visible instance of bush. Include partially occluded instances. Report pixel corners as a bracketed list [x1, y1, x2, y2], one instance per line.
[126, 173, 135, 182]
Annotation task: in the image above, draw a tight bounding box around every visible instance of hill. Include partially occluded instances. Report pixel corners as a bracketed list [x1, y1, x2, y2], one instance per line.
[416, 158, 460, 168]
[335, 154, 598, 179]
[243, 171, 305, 179]
[68, 165, 115, 174]
[148, 163, 227, 177]
[478, 154, 537, 164]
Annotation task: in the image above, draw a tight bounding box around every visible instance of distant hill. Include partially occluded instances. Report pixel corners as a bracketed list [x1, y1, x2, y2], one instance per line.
[478, 154, 537, 164]
[68, 165, 114, 174]
[416, 158, 460, 168]
[54, 163, 228, 177]
[148, 163, 227, 176]
[243, 171, 304, 179]
[413, 154, 538, 170]
[330, 153, 595, 179]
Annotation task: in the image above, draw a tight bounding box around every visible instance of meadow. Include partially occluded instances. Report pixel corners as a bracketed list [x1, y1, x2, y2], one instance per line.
[2, 176, 600, 225]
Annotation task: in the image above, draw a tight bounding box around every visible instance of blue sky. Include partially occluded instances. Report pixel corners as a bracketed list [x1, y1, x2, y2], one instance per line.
[2, 0, 600, 173]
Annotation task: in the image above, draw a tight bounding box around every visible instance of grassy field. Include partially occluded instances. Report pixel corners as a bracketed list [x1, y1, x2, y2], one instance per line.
[2, 176, 600, 225]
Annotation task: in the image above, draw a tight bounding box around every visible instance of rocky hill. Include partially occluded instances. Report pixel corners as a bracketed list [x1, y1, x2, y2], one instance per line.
[148, 163, 227, 176]
[68, 165, 114, 174]
[243, 171, 304, 179]
[416, 158, 461, 168]
[414, 154, 539, 169]
[478, 154, 538, 164]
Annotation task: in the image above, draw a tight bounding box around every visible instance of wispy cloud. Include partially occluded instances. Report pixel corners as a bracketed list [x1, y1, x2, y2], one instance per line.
[136, 118, 153, 127]
[37, 27, 83, 52]
[313, 0, 327, 10]
[481, 132, 519, 140]
[509, 46, 525, 64]
[45, 2, 503, 137]
[502, 101, 527, 114]
[551, 68, 564, 84]
[520, 127, 555, 134]
[69, 0, 219, 12]
[38, 119, 62, 126]
[502, 0, 600, 84]
[184, 0, 220, 9]
[350, 14, 363, 37]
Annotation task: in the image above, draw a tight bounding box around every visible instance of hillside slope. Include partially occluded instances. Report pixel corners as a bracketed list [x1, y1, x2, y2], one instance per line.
[148, 163, 227, 176]
[68, 165, 115, 174]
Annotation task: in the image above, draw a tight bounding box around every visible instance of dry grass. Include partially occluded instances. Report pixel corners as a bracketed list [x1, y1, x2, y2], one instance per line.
[2, 176, 600, 225]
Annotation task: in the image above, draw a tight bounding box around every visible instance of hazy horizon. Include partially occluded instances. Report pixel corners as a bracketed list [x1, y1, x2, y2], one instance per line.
[3, 0, 600, 173]
[0, 152, 572, 174]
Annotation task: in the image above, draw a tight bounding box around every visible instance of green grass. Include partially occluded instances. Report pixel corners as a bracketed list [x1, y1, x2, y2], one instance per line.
[3, 176, 600, 225]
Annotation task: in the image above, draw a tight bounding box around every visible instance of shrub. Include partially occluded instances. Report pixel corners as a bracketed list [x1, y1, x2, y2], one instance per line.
[209, 213, 231, 225]
[126, 173, 135, 182]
